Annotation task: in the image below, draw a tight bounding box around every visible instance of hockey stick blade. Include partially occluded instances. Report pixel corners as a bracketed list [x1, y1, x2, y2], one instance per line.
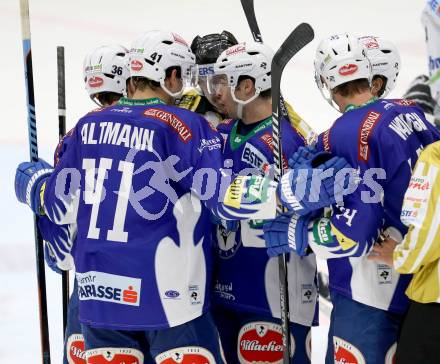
[240, 0, 263, 42]
[272, 23, 314, 75]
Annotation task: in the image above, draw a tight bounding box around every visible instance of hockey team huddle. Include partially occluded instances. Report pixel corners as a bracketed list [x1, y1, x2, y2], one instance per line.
[14, 2, 440, 364]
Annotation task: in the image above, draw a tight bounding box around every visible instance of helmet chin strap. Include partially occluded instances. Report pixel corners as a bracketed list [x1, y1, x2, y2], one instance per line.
[160, 79, 185, 100]
[231, 87, 260, 120]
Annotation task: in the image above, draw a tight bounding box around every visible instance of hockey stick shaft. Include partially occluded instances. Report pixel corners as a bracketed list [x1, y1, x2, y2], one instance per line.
[19, 0, 51, 363]
[271, 23, 314, 362]
[57, 46, 70, 337]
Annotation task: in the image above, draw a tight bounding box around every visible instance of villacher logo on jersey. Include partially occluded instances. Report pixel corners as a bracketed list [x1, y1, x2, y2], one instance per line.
[76, 271, 141, 306]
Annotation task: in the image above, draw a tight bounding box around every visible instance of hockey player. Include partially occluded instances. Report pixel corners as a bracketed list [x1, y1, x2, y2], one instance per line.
[175, 31, 238, 125]
[210, 41, 324, 364]
[359, 36, 401, 98]
[402, 1, 440, 128]
[264, 33, 440, 363]
[38, 44, 131, 364]
[14, 30, 346, 364]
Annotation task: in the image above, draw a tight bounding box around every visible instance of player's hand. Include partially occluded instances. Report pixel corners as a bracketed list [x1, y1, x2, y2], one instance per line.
[403, 74, 435, 115]
[15, 159, 53, 215]
[263, 212, 315, 257]
[278, 152, 355, 215]
[367, 237, 398, 267]
[38, 216, 74, 273]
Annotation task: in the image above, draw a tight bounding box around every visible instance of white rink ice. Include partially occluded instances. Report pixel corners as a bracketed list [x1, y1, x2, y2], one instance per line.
[0, 0, 429, 362]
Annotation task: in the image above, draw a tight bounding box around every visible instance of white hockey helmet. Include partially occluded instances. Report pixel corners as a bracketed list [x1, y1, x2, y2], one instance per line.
[129, 30, 195, 98]
[213, 42, 273, 105]
[83, 44, 129, 102]
[358, 36, 401, 98]
[314, 33, 372, 107]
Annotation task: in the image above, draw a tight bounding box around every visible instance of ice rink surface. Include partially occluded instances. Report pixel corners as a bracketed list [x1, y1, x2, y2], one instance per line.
[0, 0, 429, 362]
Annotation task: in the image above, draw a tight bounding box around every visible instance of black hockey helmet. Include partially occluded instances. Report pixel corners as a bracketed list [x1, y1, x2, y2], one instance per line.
[191, 31, 238, 65]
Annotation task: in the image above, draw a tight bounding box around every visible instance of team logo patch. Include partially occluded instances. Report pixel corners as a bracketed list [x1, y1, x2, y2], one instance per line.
[237, 321, 294, 364]
[86, 347, 143, 364]
[385, 342, 396, 364]
[338, 64, 358, 76]
[358, 110, 381, 161]
[216, 225, 241, 258]
[333, 336, 366, 364]
[66, 334, 86, 364]
[88, 76, 104, 88]
[131, 59, 143, 72]
[155, 346, 215, 364]
[143, 108, 192, 142]
[76, 271, 141, 306]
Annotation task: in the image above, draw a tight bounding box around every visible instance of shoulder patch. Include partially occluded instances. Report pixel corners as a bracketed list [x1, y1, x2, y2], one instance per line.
[143, 108, 192, 143]
[393, 99, 417, 107]
[358, 111, 382, 162]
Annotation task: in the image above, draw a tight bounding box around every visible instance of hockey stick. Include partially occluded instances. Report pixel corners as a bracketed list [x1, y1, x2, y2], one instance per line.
[240, 0, 292, 124]
[19, 0, 51, 363]
[57, 46, 70, 337]
[271, 23, 315, 362]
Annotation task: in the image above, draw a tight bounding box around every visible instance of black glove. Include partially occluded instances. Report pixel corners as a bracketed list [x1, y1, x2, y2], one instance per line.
[403, 74, 435, 115]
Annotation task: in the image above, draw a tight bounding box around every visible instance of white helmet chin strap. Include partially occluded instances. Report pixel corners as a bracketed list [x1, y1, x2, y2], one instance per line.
[160, 79, 185, 99]
[231, 87, 261, 119]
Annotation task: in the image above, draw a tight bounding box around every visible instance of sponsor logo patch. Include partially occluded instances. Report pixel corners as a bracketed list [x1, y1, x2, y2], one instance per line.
[238, 321, 294, 363]
[198, 137, 221, 152]
[339, 64, 358, 76]
[86, 347, 143, 364]
[164, 290, 180, 299]
[88, 76, 104, 88]
[377, 264, 392, 284]
[259, 133, 288, 170]
[226, 43, 246, 56]
[322, 129, 331, 152]
[144, 108, 192, 142]
[214, 280, 236, 301]
[66, 334, 86, 364]
[76, 271, 141, 306]
[333, 336, 366, 364]
[358, 111, 381, 161]
[131, 59, 143, 72]
[393, 99, 416, 107]
[156, 346, 215, 363]
[301, 284, 314, 303]
[241, 143, 270, 172]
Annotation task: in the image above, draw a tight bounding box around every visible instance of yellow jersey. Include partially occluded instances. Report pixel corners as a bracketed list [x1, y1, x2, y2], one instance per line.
[394, 141, 440, 303]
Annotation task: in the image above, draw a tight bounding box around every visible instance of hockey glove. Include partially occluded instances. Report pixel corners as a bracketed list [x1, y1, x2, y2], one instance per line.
[38, 216, 74, 272]
[288, 145, 317, 168]
[263, 211, 318, 257]
[403, 74, 435, 115]
[15, 159, 53, 215]
[278, 152, 355, 215]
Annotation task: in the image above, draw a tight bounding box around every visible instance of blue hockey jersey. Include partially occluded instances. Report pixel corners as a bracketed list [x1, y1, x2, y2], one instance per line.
[312, 99, 440, 313]
[41, 98, 278, 330]
[214, 117, 319, 327]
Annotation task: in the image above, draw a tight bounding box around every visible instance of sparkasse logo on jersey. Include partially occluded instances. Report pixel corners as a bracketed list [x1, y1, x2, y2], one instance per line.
[338, 64, 358, 76]
[76, 271, 141, 306]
